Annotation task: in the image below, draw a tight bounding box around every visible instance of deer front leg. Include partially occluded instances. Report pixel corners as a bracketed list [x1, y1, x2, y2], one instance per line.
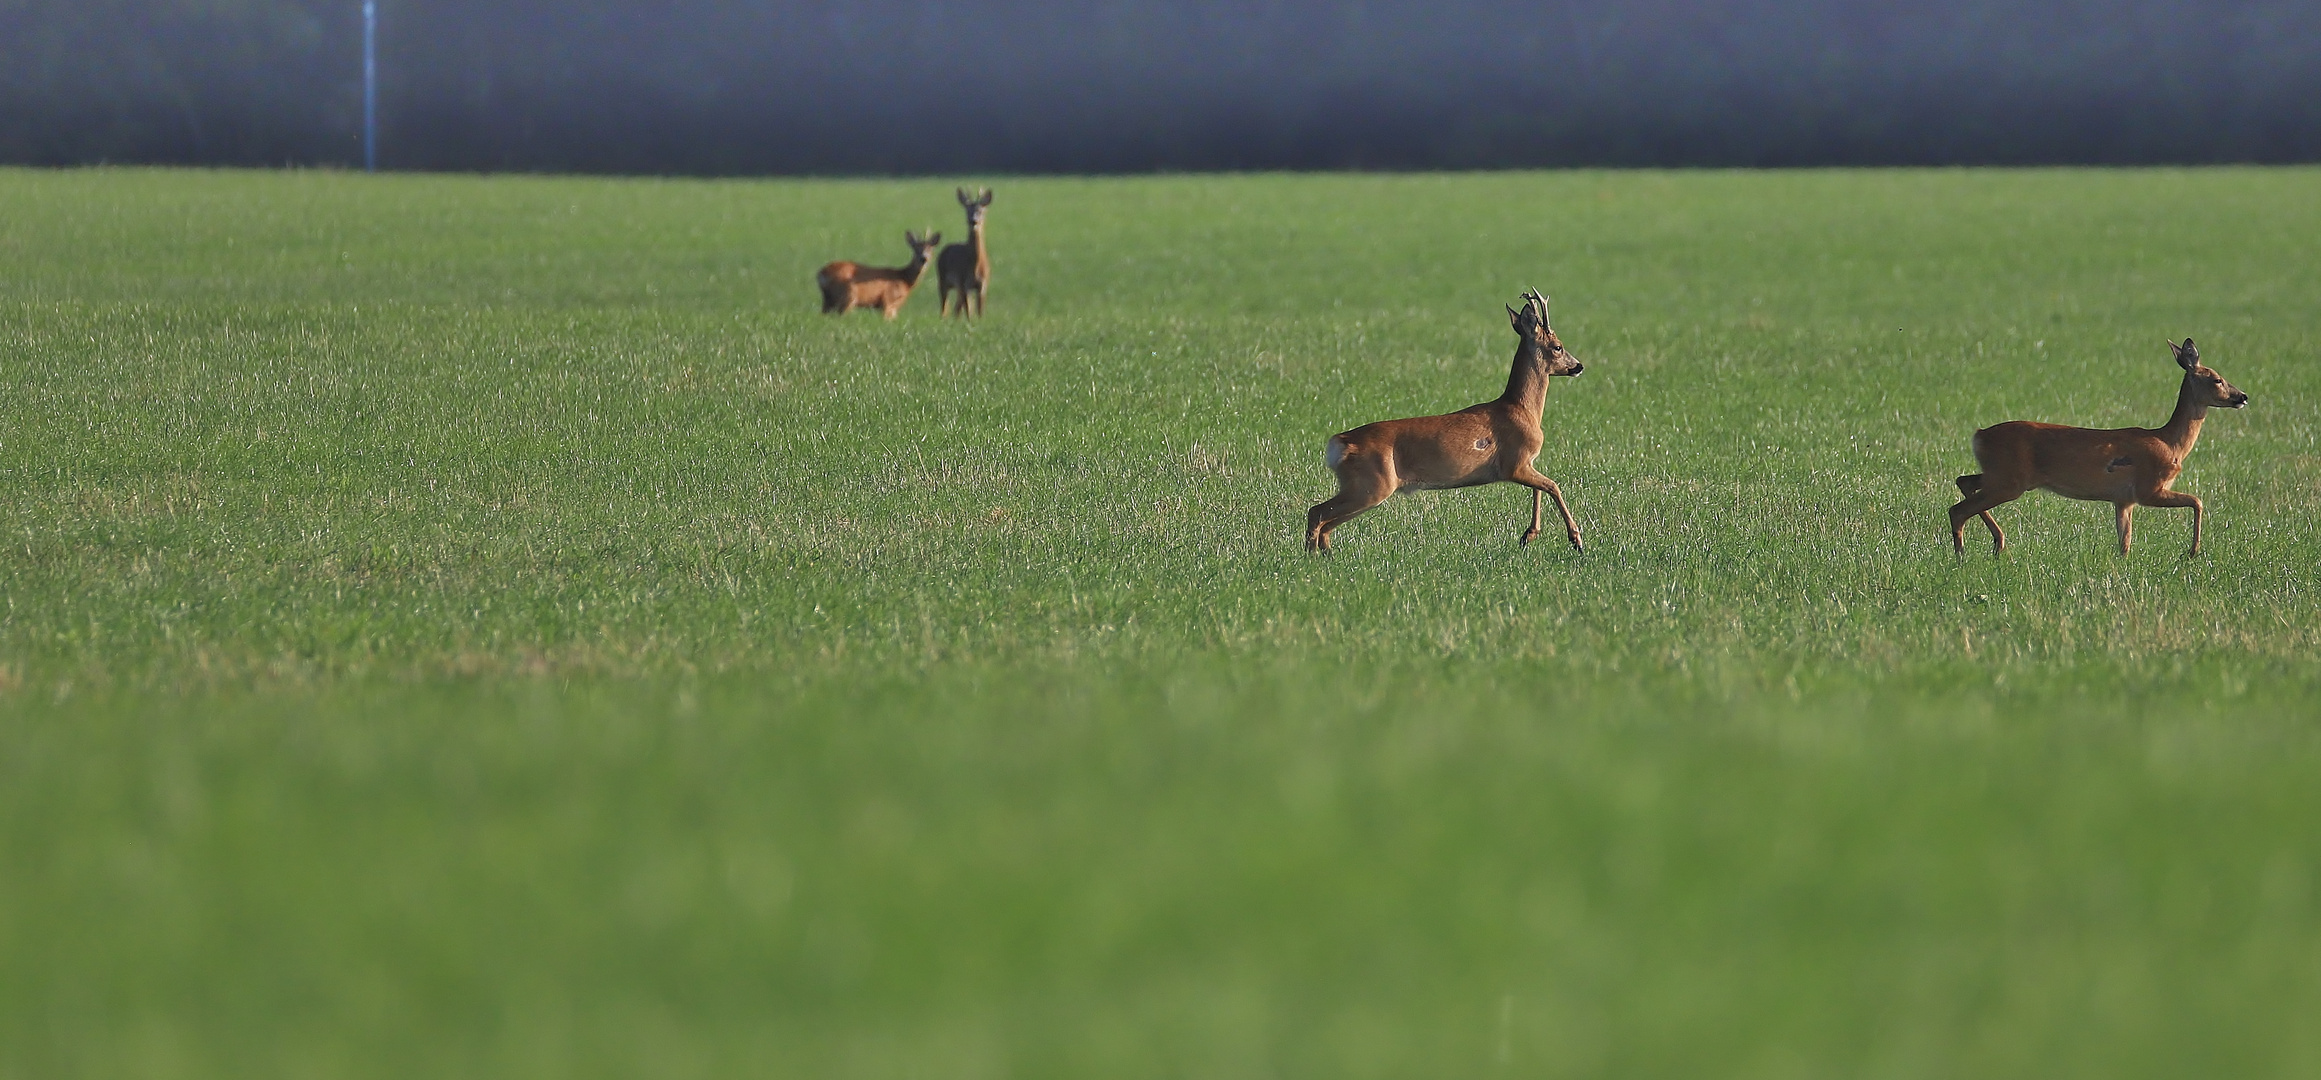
[1511, 467, 1581, 552]
[2114, 503, 2134, 555]
[2140, 489, 2204, 556]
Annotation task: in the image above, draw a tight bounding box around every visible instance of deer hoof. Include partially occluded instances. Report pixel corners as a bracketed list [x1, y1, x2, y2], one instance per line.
[1569, 536, 1585, 553]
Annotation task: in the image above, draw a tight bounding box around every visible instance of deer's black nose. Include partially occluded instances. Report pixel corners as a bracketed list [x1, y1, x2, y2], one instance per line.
[1570, 363, 1584, 375]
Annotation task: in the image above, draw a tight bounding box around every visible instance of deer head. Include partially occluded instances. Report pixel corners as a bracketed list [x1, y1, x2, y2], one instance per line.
[2171, 338, 2248, 409]
[1506, 290, 1583, 377]
[956, 187, 993, 229]
[904, 230, 943, 261]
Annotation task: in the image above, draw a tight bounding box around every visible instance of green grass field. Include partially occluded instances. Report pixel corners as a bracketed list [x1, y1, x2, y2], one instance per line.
[3, 166, 2319, 1078]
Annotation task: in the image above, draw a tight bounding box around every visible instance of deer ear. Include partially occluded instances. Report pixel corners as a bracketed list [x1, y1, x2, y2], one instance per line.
[957, 187, 972, 205]
[1507, 305, 1525, 330]
[927, 232, 941, 245]
[980, 189, 994, 206]
[2176, 338, 2199, 367]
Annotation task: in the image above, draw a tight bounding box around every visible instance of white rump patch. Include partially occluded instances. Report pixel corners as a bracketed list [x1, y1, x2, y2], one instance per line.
[1324, 437, 1347, 470]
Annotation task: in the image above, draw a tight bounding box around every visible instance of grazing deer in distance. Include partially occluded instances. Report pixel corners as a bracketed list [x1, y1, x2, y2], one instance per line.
[938, 187, 993, 318]
[1950, 338, 2249, 557]
[816, 231, 942, 319]
[1307, 291, 1587, 553]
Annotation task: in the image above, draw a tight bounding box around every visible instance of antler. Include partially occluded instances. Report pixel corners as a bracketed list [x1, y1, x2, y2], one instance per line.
[1525, 289, 1551, 327]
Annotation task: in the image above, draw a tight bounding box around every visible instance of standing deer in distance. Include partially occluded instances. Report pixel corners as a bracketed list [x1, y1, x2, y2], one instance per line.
[1307, 290, 1588, 553]
[938, 187, 993, 318]
[816, 230, 941, 319]
[1950, 338, 2249, 558]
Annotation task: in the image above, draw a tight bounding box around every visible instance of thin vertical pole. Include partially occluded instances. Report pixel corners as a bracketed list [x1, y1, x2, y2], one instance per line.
[363, 0, 377, 171]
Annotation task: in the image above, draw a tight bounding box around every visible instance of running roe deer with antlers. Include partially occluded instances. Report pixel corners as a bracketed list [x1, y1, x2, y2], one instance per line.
[1307, 291, 1588, 552]
[816, 230, 942, 319]
[938, 187, 992, 318]
[1949, 338, 2248, 557]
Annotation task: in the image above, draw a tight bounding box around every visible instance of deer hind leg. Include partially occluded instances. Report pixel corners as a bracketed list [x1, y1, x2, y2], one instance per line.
[1306, 486, 1393, 551]
[1953, 475, 2004, 551]
[2138, 489, 2204, 556]
[1949, 485, 2022, 557]
[1306, 459, 1394, 553]
[1508, 466, 1582, 551]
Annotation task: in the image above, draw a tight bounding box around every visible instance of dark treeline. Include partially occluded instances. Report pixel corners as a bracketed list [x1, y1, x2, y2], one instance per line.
[4, 0, 2319, 173]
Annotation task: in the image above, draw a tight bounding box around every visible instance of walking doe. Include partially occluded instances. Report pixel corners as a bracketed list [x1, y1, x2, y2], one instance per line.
[1949, 338, 2248, 556]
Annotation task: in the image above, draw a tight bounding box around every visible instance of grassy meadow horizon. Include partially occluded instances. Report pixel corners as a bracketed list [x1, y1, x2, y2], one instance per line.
[2, 165, 2318, 1077]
